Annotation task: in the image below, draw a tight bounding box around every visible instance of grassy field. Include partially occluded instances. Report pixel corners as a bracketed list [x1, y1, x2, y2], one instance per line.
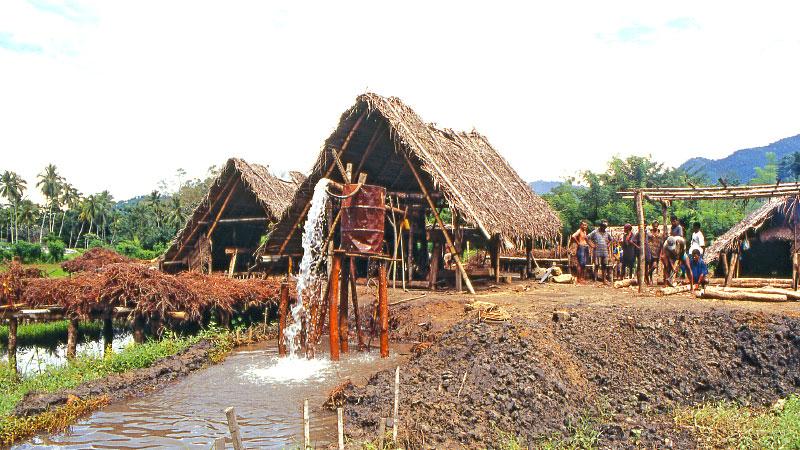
[0, 320, 104, 347]
[0, 249, 81, 278]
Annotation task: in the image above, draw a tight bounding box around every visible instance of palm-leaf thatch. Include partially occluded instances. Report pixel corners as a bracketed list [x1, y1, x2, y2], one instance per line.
[705, 197, 797, 263]
[262, 93, 561, 256]
[161, 157, 304, 269]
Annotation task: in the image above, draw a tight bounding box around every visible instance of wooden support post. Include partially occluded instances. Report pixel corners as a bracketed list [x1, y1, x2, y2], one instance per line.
[224, 406, 244, 450]
[8, 317, 17, 376]
[393, 366, 400, 443]
[407, 218, 414, 282]
[725, 253, 739, 287]
[227, 249, 239, 277]
[661, 201, 669, 279]
[278, 282, 289, 357]
[67, 318, 79, 359]
[429, 242, 441, 290]
[720, 250, 729, 278]
[378, 417, 387, 449]
[402, 152, 476, 294]
[350, 260, 364, 351]
[329, 251, 342, 361]
[213, 437, 226, 450]
[494, 236, 501, 284]
[379, 261, 389, 358]
[337, 407, 345, 450]
[303, 399, 311, 450]
[103, 316, 114, 356]
[133, 315, 146, 344]
[454, 211, 463, 291]
[523, 238, 533, 280]
[339, 257, 350, 353]
[636, 190, 646, 292]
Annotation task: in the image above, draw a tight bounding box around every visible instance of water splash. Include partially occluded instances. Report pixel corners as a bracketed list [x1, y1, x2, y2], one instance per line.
[242, 355, 332, 384]
[285, 178, 331, 356]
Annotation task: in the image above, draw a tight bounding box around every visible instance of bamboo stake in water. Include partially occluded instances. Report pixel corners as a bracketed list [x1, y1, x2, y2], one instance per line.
[224, 407, 244, 450]
[213, 437, 225, 450]
[337, 407, 345, 450]
[393, 366, 400, 443]
[303, 399, 311, 449]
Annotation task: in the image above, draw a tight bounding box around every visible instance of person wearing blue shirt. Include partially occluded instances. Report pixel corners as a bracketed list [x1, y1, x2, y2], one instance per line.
[686, 245, 708, 292]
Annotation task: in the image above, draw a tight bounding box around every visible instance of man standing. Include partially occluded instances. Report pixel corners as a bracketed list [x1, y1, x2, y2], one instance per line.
[646, 220, 662, 284]
[621, 223, 638, 279]
[661, 235, 691, 286]
[670, 215, 684, 237]
[686, 245, 708, 293]
[691, 222, 705, 254]
[569, 221, 590, 284]
[588, 220, 612, 283]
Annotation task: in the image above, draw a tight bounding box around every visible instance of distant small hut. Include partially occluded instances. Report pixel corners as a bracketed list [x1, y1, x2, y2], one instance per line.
[161, 158, 304, 274]
[259, 93, 561, 288]
[705, 197, 799, 277]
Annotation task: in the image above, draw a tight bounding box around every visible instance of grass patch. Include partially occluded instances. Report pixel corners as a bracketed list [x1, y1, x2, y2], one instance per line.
[0, 320, 104, 348]
[0, 395, 109, 446]
[675, 395, 800, 449]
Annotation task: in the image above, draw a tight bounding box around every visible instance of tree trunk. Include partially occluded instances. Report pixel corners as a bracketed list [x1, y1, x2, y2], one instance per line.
[58, 210, 66, 238]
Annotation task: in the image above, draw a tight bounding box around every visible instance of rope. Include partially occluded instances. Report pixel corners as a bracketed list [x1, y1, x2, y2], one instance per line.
[325, 183, 364, 199]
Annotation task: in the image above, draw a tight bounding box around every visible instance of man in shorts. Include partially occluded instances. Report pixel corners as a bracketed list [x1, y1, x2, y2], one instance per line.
[569, 220, 590, 284]
[646, 220, 662, 284]
[588, 220, 612, 283]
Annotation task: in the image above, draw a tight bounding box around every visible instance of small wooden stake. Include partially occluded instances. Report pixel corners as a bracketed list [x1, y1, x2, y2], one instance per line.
[337, 407, 345, 450]
[66, 318, 79, 359]
[278, 282, 289, 357]
[8, 317, 17, 376]
[329, 252, 342, 361]
[393, 366, 400, 443]
[379, 262, 389, 358]
[378, 417, 387, 449]
[213, 437, 226, 450]
[103, 316, 114, 356]
[224, 406, 244, 450]
[303, 399, 311, 449]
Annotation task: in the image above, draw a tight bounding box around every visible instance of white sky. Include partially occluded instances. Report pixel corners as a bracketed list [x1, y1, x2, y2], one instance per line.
[2, 1, 800, 202]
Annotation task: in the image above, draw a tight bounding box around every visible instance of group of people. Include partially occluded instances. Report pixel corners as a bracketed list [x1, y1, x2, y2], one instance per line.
[569, 215, 709, 292]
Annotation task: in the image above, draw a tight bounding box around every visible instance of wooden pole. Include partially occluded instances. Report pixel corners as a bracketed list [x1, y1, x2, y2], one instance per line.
[133, 315, 146, 344]
[103, 315, 114, 356]
[636, 190, 646, 292]
[392, 365, 400, 443]
[402, 152, 476, 294]
[8, 317, 17, 376]
[339, 256, 350, 353]
[701, 287, 788, 302]
[661, 201, 669, 279]
[329, 252, 342, 361]
[303, 399, 311, 450]
[494, 236, 501, 284]
[407, 218, 414, 282]
[656, 285, 692, 296]
[337, 407, 345, 450]
[350, 260, 364, 351]
[224, 406, 244, 450]
[378, 417, 387, 450]
[379, 261, 389, 358]
[429, 241, 441, 290]
[725, 253, 739, 287]
[278, 282, 289, 357]
[213, 437, 226, 450]
[67, 318, 79, 359]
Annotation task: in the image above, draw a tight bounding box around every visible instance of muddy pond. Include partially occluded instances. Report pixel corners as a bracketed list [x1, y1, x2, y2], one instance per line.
[18, 341, 406, 449]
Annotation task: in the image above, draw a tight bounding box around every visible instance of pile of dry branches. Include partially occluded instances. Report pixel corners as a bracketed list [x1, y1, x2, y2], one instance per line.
[61, 248, 132, 273]
[0, 261, 44, 306]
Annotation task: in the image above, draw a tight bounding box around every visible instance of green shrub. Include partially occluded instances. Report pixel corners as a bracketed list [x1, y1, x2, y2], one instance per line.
[115, 240, 159, 260]
[0, 246, 12, 262]
[46, 239, 65, 262]
[12, 241, 42, 263]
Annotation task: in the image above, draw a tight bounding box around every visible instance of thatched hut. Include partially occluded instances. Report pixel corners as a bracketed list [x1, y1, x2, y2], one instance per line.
[705, 197, 799, 277]
[161, 158, 304, 274]
[259, 93, 561, 289]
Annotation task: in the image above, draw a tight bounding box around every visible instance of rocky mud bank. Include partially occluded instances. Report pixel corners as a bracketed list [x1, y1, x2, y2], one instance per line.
[343, 308, 800, 448]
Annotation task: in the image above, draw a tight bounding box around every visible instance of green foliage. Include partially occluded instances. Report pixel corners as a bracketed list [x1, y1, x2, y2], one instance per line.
[46, 239, 65, 262]
[11, 241, 42, 263]
[778, 151, 800, 182]
[751, 152, 779, 185]
[115, 239, 160, 260]
[675, 395, 800, 449]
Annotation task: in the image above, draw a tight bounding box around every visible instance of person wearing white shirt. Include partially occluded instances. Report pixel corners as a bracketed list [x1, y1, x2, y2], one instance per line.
[691, 222, 705, 254]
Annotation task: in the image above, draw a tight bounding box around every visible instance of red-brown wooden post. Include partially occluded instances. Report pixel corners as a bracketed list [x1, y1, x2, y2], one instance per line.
[379, 261, 389, 358]
[339, 255, 350, 353]
[278, 281, 289, 357]
[329, 252, 342, 361]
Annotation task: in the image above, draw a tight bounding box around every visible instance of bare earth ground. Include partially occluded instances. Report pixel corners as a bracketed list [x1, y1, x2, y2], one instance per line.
[342, 280, 800, 448]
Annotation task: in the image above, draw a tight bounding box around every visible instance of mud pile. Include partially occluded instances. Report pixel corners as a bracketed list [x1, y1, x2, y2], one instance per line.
[343, 309, 800, 447]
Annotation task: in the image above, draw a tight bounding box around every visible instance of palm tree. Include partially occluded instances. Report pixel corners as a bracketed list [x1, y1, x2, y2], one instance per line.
[17, 200, 38, 242]
[36, 164, 62, 238]
[0, 171, 27, 243]
[78, 195, 97, 247]
[147, 190, 164, 228]
[94, 191, 114, 242]
[58, 183, 80, 240]
[167, 196, 186, 230]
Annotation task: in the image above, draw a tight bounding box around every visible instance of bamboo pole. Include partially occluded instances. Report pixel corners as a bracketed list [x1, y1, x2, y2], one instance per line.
[66, 318, 79, 359]
[701, 287, 788, 302]
[339, 257, 349, 354]
[303, 399, 311, 450]
[329, 252, 342, 361]
[378, 417, 387, 449]
[656, 285, 692, 296]
[379, 262, 389, 358]
[636, 191, 646, 292]
[393, 366, 400, 443]
[337, 407, 345, 450]
[402, 152, 476, 294]
[8, 317, 17, 376]
[224, 406, 244, 450]
[278, 282, 289, 357]
[725, 253, 739, 287]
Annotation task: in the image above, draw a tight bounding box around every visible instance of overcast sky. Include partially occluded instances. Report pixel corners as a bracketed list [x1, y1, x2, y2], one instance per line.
[2, 1, 800, 202]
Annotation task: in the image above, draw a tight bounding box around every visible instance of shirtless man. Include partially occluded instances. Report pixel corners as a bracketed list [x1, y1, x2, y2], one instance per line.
[569, 221, 590, 283]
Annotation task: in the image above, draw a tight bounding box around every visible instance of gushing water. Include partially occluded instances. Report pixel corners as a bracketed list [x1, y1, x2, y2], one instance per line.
[285, 178, 331, 355]
[242, 355, 331, 383]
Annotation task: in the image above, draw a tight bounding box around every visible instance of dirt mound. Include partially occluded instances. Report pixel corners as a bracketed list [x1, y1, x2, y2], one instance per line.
[343, 308, 800, 448]
[12, 339, 214, 417]
[61, 248, 132, 273]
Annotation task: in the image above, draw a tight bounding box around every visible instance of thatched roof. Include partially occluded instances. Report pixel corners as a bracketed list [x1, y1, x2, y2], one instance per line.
[704, 197, 794, 263]
[162, 158, 303, 264]
[262, 93, 561, 256]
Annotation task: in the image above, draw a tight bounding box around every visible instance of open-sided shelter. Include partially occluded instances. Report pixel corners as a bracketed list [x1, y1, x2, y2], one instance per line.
[161, 158, 304, 274]
[259, 93, 561, 291]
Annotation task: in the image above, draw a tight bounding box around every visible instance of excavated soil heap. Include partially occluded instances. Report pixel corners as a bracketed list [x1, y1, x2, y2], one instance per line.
[343, 308, 800, 448]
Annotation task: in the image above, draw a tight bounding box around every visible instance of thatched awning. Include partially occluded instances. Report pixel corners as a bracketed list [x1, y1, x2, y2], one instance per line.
[704, 197, 794, 263]
[162, 158, 304, 265]
[262, 93, 561, 256]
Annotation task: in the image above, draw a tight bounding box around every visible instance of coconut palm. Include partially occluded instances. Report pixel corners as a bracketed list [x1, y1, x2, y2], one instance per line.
[94, 191, 114, 242]
[0, 171, 27, 243]
[17, 200, 38, 241]
[36, 164, 62, 238]
[58, 183, 81, 240]
[167, 196, 186, 230]
[79, 195, 98, 247]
